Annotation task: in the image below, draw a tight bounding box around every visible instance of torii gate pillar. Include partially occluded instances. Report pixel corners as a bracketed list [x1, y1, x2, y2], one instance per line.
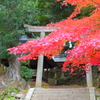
[86, 66, 93, 87]
[36, 31, 45, 88]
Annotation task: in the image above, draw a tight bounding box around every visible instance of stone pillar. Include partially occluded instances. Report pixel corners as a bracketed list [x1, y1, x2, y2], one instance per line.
[36, 31, 45, 87]
[86, 66, 93, 87]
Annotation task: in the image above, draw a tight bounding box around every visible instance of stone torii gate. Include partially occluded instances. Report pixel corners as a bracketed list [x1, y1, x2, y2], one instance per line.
[24, 24, 93, 88]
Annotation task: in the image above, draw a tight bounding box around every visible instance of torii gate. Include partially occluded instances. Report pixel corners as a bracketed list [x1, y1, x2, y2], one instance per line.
[24, 24, 93, 88]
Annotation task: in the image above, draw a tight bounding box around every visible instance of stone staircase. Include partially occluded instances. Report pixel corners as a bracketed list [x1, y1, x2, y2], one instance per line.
[30, 88, 93, 100]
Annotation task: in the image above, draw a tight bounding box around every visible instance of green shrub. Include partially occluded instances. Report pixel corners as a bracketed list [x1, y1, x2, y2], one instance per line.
[20, 66, 34, 78]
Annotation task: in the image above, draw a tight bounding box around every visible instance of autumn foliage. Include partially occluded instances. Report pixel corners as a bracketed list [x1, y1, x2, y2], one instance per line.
[8, 0, 100, 73]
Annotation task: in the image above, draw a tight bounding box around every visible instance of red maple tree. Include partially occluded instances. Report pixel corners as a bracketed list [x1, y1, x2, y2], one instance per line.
[8, 0, 100, 73]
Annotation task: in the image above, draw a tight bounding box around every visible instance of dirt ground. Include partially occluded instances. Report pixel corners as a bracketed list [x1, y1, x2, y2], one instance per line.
[0, 75, 86, 100]
[0, 75, 28, 98]
[1, 75, 100, 100]
[27, 81, 85, 88]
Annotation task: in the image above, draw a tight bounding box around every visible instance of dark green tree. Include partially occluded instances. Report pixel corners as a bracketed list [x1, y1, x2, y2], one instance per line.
[36, 0, 75, 25]
[0, 0, 39, 81]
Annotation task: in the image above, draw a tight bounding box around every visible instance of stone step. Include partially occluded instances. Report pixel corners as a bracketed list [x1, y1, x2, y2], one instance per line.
[31, 96, 90, 100]
[34, 88, 89, 94]
[35, 88, 89, 91]
[31, 98, 90, 100]
[34, 89, 89, 91]
[30, 88, 91, 100]
[32, 94, 90, 97]
[34, 91, 89, 94]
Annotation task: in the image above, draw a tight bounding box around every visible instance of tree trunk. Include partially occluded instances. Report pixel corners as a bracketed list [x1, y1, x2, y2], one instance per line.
[4, 55, 29, 89]
[6, 55, 21, 81]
